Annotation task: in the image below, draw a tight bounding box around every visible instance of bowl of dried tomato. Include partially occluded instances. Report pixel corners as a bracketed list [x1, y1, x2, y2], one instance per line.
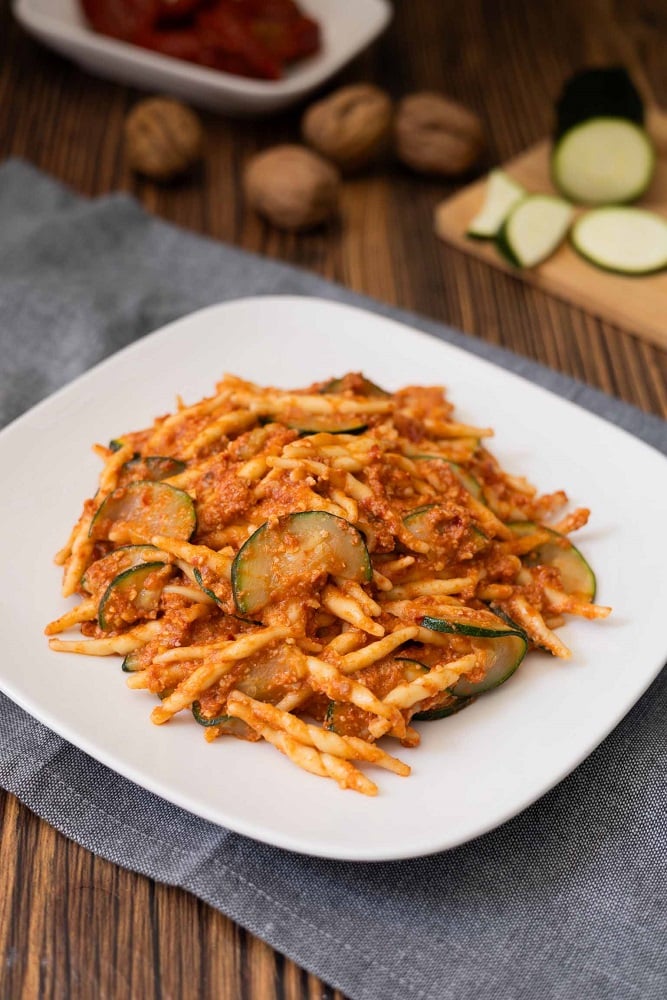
[13, 0, 392, 114]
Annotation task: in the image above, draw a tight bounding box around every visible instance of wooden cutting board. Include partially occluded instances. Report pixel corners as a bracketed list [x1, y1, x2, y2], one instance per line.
[434, 111, 667, 351]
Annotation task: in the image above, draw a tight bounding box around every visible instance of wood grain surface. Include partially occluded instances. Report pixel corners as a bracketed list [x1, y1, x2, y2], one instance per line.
[0, 1, 665, 998]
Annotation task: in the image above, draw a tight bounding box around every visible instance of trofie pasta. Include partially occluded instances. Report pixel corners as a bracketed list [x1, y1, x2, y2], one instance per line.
[46, 372, 611, 795]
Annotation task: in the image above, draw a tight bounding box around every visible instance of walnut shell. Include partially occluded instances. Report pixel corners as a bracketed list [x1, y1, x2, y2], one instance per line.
[302, 84, 393, 171]
[394, 92, 484, 176]
[124, 97, 203, 180]
[244, 145, 341, 231]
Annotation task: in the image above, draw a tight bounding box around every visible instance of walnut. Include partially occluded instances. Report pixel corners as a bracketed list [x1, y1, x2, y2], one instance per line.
[302, 84, 393, 171]
[124, 97, 203, 180]
[243, 145, 341, 231]
[394, 92, 484, 176]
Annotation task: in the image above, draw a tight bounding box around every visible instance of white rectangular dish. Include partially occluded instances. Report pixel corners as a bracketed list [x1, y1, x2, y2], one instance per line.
[1, 296, 665, 861]
[13, 0, 391, 114]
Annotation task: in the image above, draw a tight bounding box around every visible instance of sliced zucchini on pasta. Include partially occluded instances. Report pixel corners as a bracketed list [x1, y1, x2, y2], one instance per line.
[413, 455, 483, 499]
[81, 543, 166, 594]
[89, 481, 196, 542]
[122, 455, 186, 481]
[412, 694, 476, 721]
[509, 521, 596, 599]
[98, 561, 172, 631]
[466, 169, 526, 239]
[320, 375, 389, 397]
[232, 511, 372, 614]
[421, 614, 528, 697]
[404, 504, 488, 552]
[283, 414, 368, 435]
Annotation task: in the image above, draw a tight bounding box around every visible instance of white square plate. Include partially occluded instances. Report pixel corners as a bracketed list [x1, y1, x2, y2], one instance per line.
[1, 296, 665, 861]
[13, 0, 391, 114]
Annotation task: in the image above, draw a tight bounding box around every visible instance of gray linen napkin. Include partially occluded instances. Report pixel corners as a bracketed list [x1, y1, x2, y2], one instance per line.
[1, 159, 665, 1000]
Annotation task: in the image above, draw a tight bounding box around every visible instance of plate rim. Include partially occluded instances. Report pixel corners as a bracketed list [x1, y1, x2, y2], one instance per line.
[1, 294, 666, 861]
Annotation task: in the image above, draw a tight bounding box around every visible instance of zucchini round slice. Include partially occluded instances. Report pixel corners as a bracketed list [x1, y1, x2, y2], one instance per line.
[466, 169, 526, 240]
[231, 511, 372, 615]
[121, 456, 186, 481]
[404, 504, 488, 554]
[191, 702, 250, 737]
[89, 481, 196, 542]
[420, 613, 528, 697]
[509, 521, 596, 599]
[497, 195, 574, 268]
[412, 695, 476, 721]
[552, 118, 655, 205]
[81, 544, 166, 594]
[98, 561, 172, 631]
[570, 207, 667, 275]
[320, 375, 389, 397]
[283, 415, 368, 435]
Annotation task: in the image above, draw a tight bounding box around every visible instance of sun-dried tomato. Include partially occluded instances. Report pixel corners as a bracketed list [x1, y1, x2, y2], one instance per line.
[155, 0, 204, 23]
[81, 0, 159, 41]
[137, 25, 217, 67]
[81, 0, 320, 78]
[196, 2, 283, 79]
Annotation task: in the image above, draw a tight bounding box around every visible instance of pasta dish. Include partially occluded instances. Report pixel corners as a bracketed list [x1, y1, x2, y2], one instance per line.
[46, 372, 610, 795]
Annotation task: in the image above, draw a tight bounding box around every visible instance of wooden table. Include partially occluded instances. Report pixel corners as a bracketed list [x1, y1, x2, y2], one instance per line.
[1, 1, 665, 997]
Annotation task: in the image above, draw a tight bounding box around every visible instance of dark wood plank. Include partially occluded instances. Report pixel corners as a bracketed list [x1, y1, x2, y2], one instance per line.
[0, 0, 665, 998]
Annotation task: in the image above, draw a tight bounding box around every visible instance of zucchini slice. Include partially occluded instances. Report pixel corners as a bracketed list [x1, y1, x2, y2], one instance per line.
[570, 206, 667, 275]
[320, 375, 389, 397]
[509, 521, 596, 599]
[81, 543, 166, 594]
[122, 456, 186, 481]
[552, 118, 655, 205]
[412, 455, 483, 500]
[232, 511, 372, 615]
[497, 195, 574, 268]
[98, 561, 172, 631]
[466, 169, 526, 239]
[404, 504, 488, 554]
[413, 694, 476, 721]
[283, 414, 368, 435]
[191, 702, 250, 737]
[421, 614, 527, 697]
[89, 481, 196, 542]
[121, 650, 143, 672]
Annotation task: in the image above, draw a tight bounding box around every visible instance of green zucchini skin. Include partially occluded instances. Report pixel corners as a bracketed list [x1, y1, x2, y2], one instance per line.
[496, 195, 574, 268]
[121, 651, 143, 672]
[98, 561, 170, 631]
[555, 67, 644, 140]
[320, 376, 389, 397]
[420, 614, 528, 697]
[412, 455, 483, 500]
[284, 416, 368, 435]
[122, 456, 186, 481]
[413, 696, 476, 721]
